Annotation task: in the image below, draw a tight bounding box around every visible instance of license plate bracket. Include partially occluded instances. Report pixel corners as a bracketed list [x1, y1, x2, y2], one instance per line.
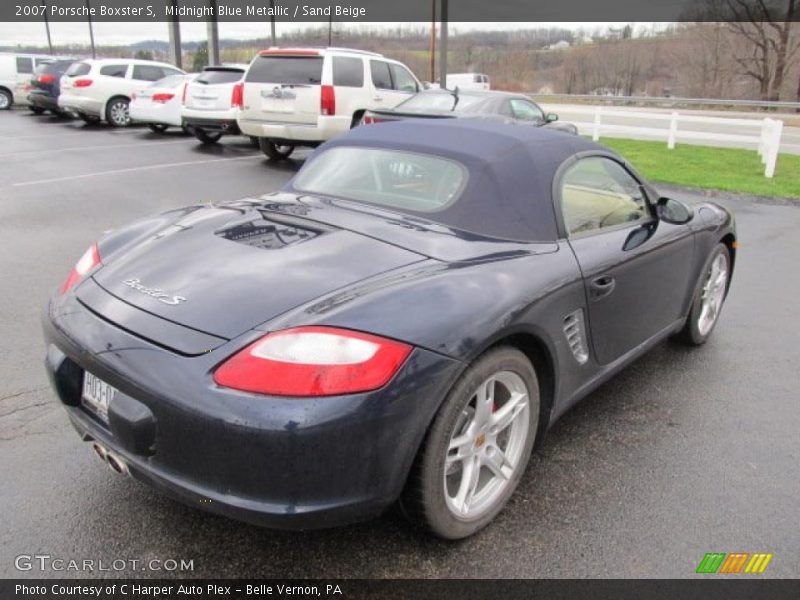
[82, 372, 118, 424]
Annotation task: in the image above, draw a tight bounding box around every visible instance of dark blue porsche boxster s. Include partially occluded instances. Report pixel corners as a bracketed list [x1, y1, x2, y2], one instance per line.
[43, 120, 736, 539]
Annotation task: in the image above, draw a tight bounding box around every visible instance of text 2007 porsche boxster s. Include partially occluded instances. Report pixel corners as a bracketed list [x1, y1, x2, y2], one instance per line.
[43, 120, 735, 539]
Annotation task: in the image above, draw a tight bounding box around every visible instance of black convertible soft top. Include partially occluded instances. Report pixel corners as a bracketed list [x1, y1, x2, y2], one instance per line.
[290, 119, 610, 242]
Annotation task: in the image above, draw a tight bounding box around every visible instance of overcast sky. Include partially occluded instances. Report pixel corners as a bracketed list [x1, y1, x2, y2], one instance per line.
[0, 21, 654, 47]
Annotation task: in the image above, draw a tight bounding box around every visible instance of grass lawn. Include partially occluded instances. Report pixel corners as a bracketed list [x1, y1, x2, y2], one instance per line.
[599, 138, 800, 199]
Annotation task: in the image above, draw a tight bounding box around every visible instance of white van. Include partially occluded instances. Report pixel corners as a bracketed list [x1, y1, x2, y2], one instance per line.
[59, 58, 184, 126]
[445, 73, 490, 91]
[237, 47, 421, 160]
[0, 52, 55, 109]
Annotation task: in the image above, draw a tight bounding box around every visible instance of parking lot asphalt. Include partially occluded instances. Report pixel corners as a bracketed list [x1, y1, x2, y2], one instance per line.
[1, 110, 798, 579]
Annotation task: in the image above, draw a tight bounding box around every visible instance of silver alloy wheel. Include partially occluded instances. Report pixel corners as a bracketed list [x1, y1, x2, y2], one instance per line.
[444, 371, 530, 520]
[0, 92, 10, 109]
[109, 100, 130, 126]
[697, 252, 729, 336]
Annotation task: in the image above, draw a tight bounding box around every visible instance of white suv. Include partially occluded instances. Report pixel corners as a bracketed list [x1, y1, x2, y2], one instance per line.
[181, 64, 249, 144]
[237, 47, 421, 160]
[59, 58, 184, 126]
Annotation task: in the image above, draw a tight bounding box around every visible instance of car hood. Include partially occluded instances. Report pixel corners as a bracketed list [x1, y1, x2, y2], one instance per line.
[91, 204, 427, 339]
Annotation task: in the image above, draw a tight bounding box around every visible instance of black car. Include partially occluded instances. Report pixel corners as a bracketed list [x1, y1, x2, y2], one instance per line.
[27, 58, 76, 115]
[43, 120, 735, 539]
[362, 89, 578, 135]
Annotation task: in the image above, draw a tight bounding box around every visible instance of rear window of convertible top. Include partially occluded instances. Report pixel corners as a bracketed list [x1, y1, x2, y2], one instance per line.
[292, 146, 467, 213]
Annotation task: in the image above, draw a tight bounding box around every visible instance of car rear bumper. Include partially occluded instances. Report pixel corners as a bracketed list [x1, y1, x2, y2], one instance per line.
[129, 102, 182, 127]
[28, 91, 59, 111]
[237, 115, 350, 144]
[58, 93, 103, 117]
[43, 289, 461, 529]
[182, 116, 241, 135]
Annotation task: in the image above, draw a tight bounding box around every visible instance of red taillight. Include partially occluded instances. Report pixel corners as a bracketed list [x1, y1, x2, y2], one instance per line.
[231, 82, 243, 108]
[151, 93, 175, 103]
[61, 243, 101, 295]
[74, 78, 93, 88]
[320, 84, 335, 116]
[181, 82, 188, 105]
[213, 326, 412, 397]
[38, 73, 55, 84]
[361, 114, 385, 126]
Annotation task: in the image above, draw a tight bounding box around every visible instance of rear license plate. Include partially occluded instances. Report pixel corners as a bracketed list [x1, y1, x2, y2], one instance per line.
[261, 98, 295, 113]
[82, 372, 118, 423]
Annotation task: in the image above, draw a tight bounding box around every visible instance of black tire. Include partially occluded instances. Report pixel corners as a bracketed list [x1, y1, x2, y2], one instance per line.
[147, 123, 169, 133]
[258, 139, 295, 161]
[676, 243, 731, 346]
[105, 97, 131, 127]
[194, 128, 223, 144]
[0, 89, 11, 110]
[30, 106, 45, 115]
[400, 346, 540, 539]
[79, 114, 101, 125]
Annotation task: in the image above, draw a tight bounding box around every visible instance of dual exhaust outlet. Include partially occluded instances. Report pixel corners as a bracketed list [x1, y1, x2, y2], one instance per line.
[91, 442, 129, 476]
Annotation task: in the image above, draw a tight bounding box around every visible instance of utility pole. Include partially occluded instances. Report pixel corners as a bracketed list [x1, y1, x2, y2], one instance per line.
[207, 0, 220, 66]
[439, 0, 448, 89]
[41, 1, 54, 54]
[328, 14, 332, 47]
[167, 0, 181, 68]
[85, 0, 96, 59]
[430, 0, 436, 82]
[269, 0, 276, 45]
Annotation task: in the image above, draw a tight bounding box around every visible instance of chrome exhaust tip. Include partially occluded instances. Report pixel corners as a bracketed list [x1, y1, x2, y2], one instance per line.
[91, 442, 107, 462]
[90, 442, 129, 476]
[105, 452, 129, 476]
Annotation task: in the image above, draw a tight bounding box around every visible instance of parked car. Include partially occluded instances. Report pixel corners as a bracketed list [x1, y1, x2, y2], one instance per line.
[59, 59, 184, 126]
[362, 89, 578, 135]
[237, 47, 422, 160]
[27, 58, 77, 115]
[43, 120, 736, 539]
[129, 73, 196, 133]
[0, 52, 54, 109]
[446, 72, 490, 91]
[181, 64, 250, 144]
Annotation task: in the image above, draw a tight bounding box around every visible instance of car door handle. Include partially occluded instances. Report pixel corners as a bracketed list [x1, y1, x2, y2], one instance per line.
[589, 275, 616, 300]
[373, 96, 383, 102]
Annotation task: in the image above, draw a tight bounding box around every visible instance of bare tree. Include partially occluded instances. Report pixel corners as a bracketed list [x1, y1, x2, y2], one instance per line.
[722, 0, 799, 100]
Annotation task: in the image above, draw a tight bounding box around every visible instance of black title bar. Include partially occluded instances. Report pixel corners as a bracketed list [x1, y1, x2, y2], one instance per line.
[4, 579, 800, 600]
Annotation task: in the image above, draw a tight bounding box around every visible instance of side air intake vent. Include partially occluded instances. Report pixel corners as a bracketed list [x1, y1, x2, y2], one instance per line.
[563, 309, 589, 365]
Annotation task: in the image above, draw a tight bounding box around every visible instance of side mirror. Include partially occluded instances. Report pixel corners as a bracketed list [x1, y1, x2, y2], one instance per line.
[422, 81, 432, 90]
[545, 112, 559, 123]
[656, 197, 693, 225]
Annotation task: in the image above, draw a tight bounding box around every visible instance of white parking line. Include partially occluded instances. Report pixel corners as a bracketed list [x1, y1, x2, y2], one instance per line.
[0, 138, 194, 158]
[0, 128, 143, 140]
[11, 154, 262, 187]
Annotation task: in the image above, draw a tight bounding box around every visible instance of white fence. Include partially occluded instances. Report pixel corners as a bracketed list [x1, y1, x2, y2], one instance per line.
[543, 105, 785, 178]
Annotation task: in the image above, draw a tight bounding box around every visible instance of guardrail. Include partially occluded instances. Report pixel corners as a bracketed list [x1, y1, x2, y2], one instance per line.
[534, 94, 800, 112]
[546, 105, 784, 178]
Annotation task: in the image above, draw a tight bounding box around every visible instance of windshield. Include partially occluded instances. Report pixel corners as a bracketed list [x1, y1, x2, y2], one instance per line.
[293, 147, 467, 213]
[397, 93, 485, 113]
[245, 56, 323, 85]
[149, 74, 187, 88]
[65, 62, 91, 77]
[196, 69, 243, 85]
